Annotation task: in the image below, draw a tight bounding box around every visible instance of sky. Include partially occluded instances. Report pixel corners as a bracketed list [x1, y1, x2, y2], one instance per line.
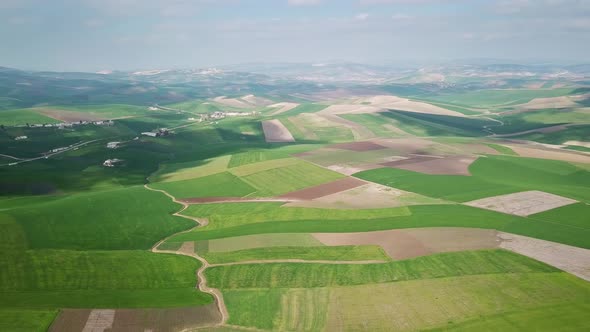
[1, 0, 589, 71]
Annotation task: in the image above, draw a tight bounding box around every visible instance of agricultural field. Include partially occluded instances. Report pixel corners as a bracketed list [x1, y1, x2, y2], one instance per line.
[1, 65, 589, 331]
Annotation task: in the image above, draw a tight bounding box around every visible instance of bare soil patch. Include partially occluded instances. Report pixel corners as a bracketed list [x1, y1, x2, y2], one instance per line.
[37, 108, 105, 122]
[382, 155, 478, 175]
[352, 95, 466, 117]
[373, 138, 438, 155]
[329, 141, 386, 151]
[313, 228, 499, 260]
[279, 177, 366, 200]
[285, 182, 446, 209]
[50, 305, 221, 332]
[564, 140, 590, 149]
[325, 163, 382, 176]
[464, 190, 577, 216]
[262, 119, 295, 143]
[241, 94, 273, 106]
[498, 232, 590, 282]
[517, 96, 580, 110]
[212, 96, 253, 109]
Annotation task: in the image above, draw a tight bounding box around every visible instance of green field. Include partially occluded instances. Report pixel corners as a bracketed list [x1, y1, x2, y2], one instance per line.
[206, 250, 555, 288]
[422, 88, 575, 108]
[0, 109, 61, 126]
[202, 246, 390, 264]
[356, 155, 590, 203]
[0, 309, 58, 332]
[240, 160, 344, 197]
[151, 171, 256, 199]
[180, 202, 411, 231]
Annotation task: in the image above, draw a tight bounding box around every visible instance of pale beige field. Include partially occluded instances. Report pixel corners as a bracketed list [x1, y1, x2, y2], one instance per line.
[464, 190, 577, 216]
[261, 119, 295, 142]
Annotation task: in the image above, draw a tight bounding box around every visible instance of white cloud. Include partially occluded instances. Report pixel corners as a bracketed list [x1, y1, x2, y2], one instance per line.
[288, 0, 321, 6]
[355, 13, 369, 21]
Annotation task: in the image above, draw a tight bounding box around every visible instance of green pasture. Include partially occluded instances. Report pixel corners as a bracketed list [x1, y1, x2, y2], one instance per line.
[423, 88, 575, 108]
[0, 109, 60, 126]
[0, 309, 57, 332]
[150, 172, 256, 199]
[206, 250, 555, 289]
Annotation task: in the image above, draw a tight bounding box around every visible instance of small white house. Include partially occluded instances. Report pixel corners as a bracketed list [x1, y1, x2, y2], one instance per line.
[106, 142, 120, 149]
[15, 136, 28, 140]
[142, 132, 158, 137]
[103, 158, 123, 167]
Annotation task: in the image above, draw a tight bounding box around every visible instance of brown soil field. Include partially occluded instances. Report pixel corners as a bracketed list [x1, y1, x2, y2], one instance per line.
[37, 108, 105, 122]
[507, 144, 590, 164]
[329, 141, 386, 151]
[373, 138, 439, 155]
[313, 228, 500, 260]
[325, 163, 382, 176]
[285, 182, 447, 209]
[49, 304, 221, 332]
[381, 155, 478, 175]
[517, 95, 581, 110]
[464, 190, 577, 216]
[212, 96, 253, 109]
[279, 177, 366, 200]
[261, 119, 295, 143]
[240, 94, 274, 107]
[498, 232, 590, 282]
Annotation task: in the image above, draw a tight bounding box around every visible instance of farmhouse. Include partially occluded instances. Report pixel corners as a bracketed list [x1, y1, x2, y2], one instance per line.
[14, 136, 28, 140]
[103, 159, 123, 167]
[142, 132, 158, 137]
[106, 142, 120, 149]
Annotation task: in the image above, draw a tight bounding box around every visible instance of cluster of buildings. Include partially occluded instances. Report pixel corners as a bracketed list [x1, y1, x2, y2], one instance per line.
[141, 128, 172, 138]
[19, 120, 114, 129]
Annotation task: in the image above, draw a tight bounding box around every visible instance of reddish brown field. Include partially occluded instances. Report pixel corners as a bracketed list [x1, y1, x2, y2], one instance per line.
[49, 305, 221, 332]
[329, 141, 386, 151]
[37, 108, 105, 122]
[278, 177, 366, 200]
[381, 155, 477, 175]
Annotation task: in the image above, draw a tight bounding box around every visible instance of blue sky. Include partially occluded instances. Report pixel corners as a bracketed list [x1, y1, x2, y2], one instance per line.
[1, 0, 589, 71]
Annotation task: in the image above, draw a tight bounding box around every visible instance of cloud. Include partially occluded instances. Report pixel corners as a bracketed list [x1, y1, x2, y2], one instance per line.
[288, 0, 321, 6]
[355, 13, 369, 21]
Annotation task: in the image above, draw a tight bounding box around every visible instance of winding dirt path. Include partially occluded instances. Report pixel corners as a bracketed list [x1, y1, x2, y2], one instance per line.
[144, 184, 229, 325]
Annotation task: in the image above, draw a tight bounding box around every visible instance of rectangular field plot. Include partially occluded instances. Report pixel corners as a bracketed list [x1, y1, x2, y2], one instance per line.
[465, 190, 577, 216]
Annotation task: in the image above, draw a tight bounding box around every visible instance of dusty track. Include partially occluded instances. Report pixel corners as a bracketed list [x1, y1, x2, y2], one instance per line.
[144, 184, 228, 325]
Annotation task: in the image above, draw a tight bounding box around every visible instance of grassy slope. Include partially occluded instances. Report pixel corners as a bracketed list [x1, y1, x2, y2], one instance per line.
[150, 171, 257, 199]
[206, 250, 555, 288]
[356, 154, 590, 203]
[0, 109, 61, 126]
[171, 203, 590, 249]
[2, 186, 193, 250]
[0, 309, 58, 332]
[0, 250, 212, 308]
[202, 246, 390, 264]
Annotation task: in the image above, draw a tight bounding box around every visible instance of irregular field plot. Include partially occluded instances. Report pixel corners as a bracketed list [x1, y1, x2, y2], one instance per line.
[200, 233, 323, 253]
[278, 177, 365, 200]
[1, 186, 193, 250]
[0, 309, 57, 332]
[325, 273, 590, 332]
[180, 202, 411, 231]
[151, 155, 230, 182]
[206, 250, 556, 289]
[381, 155, 478, 175]
[240, 161, 344, 197]
[202, 246, 390, 264]
[262, 119, 295, 142]
[465, 190, 577, 216]
[151, 172, 256, 199]
[49, 304, 221, 332]
[284, 182, 446, 209]
[356, 155, 590, 203]
[313, 228, 499, 260]
[0, 250, 212, 308]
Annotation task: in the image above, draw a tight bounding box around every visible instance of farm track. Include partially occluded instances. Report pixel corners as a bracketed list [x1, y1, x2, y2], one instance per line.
[145, 184, 229, 326]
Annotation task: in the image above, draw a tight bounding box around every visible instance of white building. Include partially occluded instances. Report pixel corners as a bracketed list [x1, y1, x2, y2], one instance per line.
[106, 142, 120, 149]
[103, 159, 123, 167]
[15, 136, 28, 140]
[142, 132, 158, 137]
